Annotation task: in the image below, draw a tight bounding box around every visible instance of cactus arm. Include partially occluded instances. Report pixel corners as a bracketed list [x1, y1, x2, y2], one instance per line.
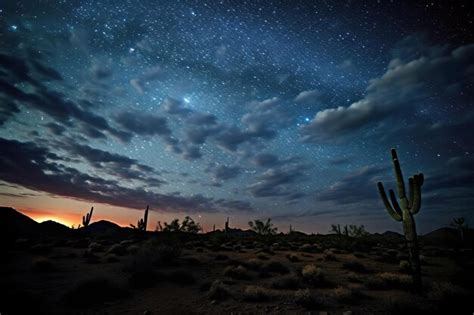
[389, 189, 403, 214]
[391, 148, 406, 198]
[378, 182, 402, 221]
[410, 176, 422, 214]
[408, 177, 415, 208]
[144, 205, 149, 231]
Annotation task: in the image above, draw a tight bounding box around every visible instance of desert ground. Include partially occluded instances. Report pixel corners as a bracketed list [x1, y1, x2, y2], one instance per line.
[1, 207, 473, 314]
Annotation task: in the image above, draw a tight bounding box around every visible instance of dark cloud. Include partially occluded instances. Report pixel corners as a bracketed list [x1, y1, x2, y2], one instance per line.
[161, 97, 192, 116]
[206, 164, 241, 182]
[316, 166, 387, 205]
[115, 111, 170, 136]
[0, 52, 132, 142]
[248, 163, 306, 198]
[130, 66, 165, 94]
[0, 100, 20, 126]
[294, 89, 322, 105]
[0, 137, 253, 213]
[301, 43, 474, 142]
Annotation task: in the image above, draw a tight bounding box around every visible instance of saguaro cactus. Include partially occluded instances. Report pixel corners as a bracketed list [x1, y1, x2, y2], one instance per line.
[130, 205, 149, 231]
[377, 148, 424, 291]
[82, 207, 94, 227]
[451, 217, 466, 242]
[225, 217, 229, 233]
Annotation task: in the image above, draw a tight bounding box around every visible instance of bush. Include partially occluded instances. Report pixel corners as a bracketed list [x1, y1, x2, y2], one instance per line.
[215, 254, 229, 261]
[242, 285, 272, 302]
[342, 260, 367, 273]
[223, 265, 252, 280]
[257, 254, 269, 260]
[105, 254, 119, 263]
[294, 289, 321, 309]
[63, 278, 128, 308]
[107, 244, 126, 256]
[332, 286, 363, 303]
[31, 257, 54, 272]
[265, 261, 289, 274]
[399, 260, 411, 273]
[324, 253, 338, 261]
[271, 274, 301, 290]
[301, 264, 325, 286]
[245, 258, 264, 271]
[286, 254, 300, 262]
[365, 272, 412, 290]
[208, 280, 231, 301]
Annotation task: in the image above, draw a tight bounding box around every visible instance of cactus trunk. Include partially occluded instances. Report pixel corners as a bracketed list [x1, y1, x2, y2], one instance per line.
[377, 148, 424, 293]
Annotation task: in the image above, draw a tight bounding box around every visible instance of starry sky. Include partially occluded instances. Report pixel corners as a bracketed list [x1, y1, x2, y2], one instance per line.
[0, 0, 473, 233]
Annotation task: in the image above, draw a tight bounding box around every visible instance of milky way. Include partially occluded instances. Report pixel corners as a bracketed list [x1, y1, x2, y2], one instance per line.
[0, 1, 473, 232]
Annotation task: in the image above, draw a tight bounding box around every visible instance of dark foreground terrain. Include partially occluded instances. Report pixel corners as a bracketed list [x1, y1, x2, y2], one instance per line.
[1, 207, 473, 314]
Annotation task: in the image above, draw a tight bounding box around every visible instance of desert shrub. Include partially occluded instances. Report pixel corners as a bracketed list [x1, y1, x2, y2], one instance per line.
[399, 260, 411, 273]
[105, 254, 119, 263]
[299, 244, 320, 253]
[248, 218, 278, 235]
[324, 253, 338, 261]
[294, 289, 321, 309]
[88, 242, 104, 253]
[353, 252, 366, 258]
[342, 260, 367, 273]
[301, 264, 325, 286]
[265, 261, 289, 274]
[63, 278, 128, 308]
[223, 265, 252, 280]
[29, 244, 52, 255]
[31, 257, 54, 272]
[196, 247, 204, 253]
[208, 280, 231, 301]
[215, 254, 229, 261]
[271, 274, 301, 290]
[107, 244, 127, 256]
[257, 254, 269, 260]
[183, 256, 201, 265]
[126, 244, 140, 254]
[384, 296, 427, 314]
[365, 272, 412, 290]
[286, 254, 300, 262]
[165, 270, 195, 285]
[428, 281, 466, 302]
[347, 272, 364, 283]
[332, 286, 363, 303]
[245, 258, 264, 271]
[152, 244, 182, 266]
[242, 285, 272, 302]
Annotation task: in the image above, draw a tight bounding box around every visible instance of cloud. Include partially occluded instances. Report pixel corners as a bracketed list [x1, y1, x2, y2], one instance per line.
[301, 42, 474, 142]
[130, 66, 165, 94]
[294, 89, 322, 104]
[206, 164, 241, 183]
[0, 52, 132, 142]
[247, 163, 306, 198]
[115, 111, 171, 136]
[161, 97, 192, 116]
[316, 166, 387, 205]
[252, 152, 301, 168]
[0, 137, 254, 213]
[0, 100, 20, 126]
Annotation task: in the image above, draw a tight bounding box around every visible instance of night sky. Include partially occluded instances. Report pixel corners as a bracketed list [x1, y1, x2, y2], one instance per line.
[0, 1, 473, 233]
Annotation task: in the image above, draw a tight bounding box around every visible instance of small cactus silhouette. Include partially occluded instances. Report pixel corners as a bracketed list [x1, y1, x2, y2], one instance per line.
[82, 207, 93, 227]
[377, 148, 424, 292]
[130, 205, 149, 231]
[451, 217, 467, 241]
[225, 217, 229, 233]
